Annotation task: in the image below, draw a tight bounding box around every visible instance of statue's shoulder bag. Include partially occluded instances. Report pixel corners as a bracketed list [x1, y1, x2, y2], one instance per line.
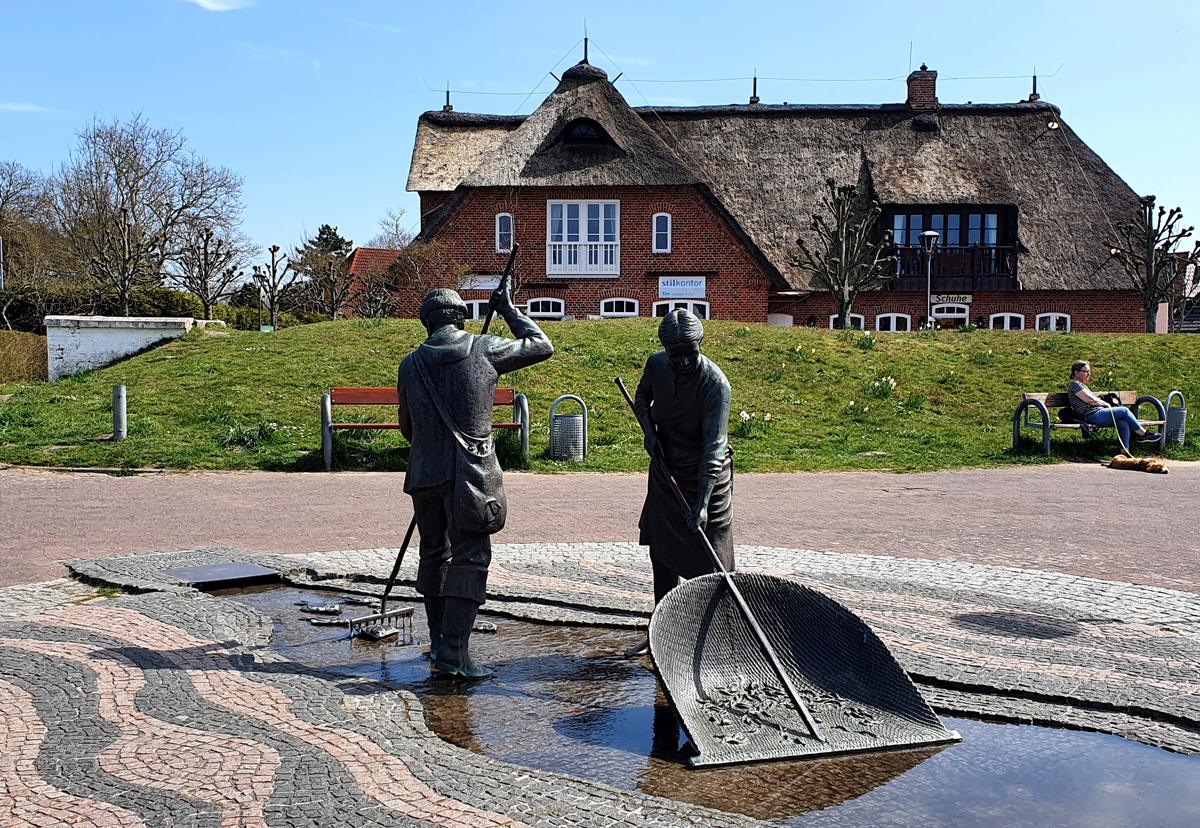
[412, 340, 507, 535]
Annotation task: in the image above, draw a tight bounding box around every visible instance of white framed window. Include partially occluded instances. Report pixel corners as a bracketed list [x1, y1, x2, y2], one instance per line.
[495, 213, 513, 253]
[829, 313, 866, 330]
[931, 303, 970, 320]
[989, 313, 1025, 330]
[547, 200, 620, 276]
[527, 297, 565, 319]
[600, 298, 639, 318]
[875, 313, 911, 332]
[464, 300, 489, 321]
[652, 213, 672, 254]
[653, 300, 709, 320]
[1036, 313, 1071, 332]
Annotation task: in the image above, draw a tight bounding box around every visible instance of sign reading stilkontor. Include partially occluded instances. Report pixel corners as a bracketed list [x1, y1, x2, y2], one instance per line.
[658, 276, 706, 299]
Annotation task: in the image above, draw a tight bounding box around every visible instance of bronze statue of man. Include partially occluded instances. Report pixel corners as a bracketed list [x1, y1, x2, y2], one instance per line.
[397, 286, 553, 677]
[629, 308, 734, 656]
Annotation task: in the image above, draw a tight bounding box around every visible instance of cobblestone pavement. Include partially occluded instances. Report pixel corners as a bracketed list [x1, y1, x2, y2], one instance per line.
[3, 463, 1199, 591]
[5, 541, 1200, 825]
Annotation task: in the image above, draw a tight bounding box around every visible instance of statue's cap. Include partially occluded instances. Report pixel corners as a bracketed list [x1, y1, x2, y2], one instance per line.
[419, 289, 467, 322]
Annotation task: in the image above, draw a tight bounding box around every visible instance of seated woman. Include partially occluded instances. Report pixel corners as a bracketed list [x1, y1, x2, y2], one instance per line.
[1068, 360, 1157, 453]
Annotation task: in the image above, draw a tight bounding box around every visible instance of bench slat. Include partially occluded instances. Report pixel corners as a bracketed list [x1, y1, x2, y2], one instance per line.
[1024, 390, 1139, 408]
[330, 387, 514, 406]
[331, 423, 402, 430]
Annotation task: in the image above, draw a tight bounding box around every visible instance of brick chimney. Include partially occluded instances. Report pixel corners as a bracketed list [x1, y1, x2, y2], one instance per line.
[906, 64, 938, 110]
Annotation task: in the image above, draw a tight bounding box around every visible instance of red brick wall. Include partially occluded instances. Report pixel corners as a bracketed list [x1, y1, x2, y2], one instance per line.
[906, 68, 938, 110]
[416, 185, 773, 321]
[768, 290, 1145, 333]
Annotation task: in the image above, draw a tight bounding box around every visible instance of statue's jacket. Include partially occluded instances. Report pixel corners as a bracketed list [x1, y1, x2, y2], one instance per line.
[635, 352, 734, 577]
[398, 313, 551, 494]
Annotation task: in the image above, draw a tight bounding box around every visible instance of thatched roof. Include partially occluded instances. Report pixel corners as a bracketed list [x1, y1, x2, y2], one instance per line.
[408, 76, 1141, 291]
[455, 62, 701, 189]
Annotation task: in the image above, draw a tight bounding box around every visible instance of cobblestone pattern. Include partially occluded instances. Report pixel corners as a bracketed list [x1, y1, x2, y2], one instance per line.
[59, 542, 1200, 758]
[0, 591, 762, 828]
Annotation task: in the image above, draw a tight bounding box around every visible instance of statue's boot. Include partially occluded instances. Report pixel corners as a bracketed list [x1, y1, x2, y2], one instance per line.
[624, 635, 650, 658]
[432, 597, 491, 679]
[423, 596, 445, 662]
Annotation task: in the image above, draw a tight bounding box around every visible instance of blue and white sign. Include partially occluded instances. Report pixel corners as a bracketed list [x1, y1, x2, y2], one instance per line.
[658, 276, 706, 299]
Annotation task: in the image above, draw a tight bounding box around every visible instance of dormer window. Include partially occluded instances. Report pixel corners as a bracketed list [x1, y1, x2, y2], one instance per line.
[561, 118, 613, 147]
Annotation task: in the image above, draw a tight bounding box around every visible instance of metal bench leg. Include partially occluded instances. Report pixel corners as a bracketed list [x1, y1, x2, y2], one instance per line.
[321, 393, 333, 471]
[516, 393, 529, 458]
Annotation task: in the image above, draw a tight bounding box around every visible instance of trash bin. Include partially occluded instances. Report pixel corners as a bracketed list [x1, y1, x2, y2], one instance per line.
[1165, 391, 1187, 446]
[549, 395, 588, 461]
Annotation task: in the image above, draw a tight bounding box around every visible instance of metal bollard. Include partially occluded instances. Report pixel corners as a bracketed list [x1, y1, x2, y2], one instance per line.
[112, 386, 127, 442]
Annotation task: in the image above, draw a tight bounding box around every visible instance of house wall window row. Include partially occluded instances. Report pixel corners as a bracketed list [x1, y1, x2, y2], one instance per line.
[989, 313, 1024, 330]
[547, 200, 620, 276]
[653, 213, 672, 253]
[654, 300, 709, 319]
[495, 213, 513, 253]
[875, 313, 911, 332]
[601, 298, 639, 317]
[527, 297, 565, 319]
[464, 299, 489, 321]
[1036, 312, 1071, 331]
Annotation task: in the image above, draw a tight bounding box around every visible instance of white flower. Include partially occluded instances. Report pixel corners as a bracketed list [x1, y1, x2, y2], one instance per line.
[764, 413, 772, 421]
[740, 410, 750, 421]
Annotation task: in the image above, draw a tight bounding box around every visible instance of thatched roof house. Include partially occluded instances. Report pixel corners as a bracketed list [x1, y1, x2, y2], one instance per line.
[406, 60, 1145, 331]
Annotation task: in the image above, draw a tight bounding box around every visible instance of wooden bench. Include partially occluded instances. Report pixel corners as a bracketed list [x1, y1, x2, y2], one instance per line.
[320, 387, 529, 471]
[1012, 391, 1166, 455]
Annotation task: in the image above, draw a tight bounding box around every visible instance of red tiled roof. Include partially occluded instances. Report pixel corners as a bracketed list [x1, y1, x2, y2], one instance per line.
[347, 247, 400, 274]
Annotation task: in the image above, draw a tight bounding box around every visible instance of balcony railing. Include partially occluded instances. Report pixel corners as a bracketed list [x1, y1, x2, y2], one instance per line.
[889, 245, 1019, 292]
[547, 242, 620, 276]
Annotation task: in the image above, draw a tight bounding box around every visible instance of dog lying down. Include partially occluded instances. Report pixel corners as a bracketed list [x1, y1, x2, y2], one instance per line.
[1108, 455, 1169, 474]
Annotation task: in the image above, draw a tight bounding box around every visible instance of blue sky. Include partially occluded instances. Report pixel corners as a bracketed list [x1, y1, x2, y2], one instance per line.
[4, 0, 1198, 257]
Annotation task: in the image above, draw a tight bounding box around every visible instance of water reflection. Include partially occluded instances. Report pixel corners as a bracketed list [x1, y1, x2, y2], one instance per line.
[217, 585, 1200, 827]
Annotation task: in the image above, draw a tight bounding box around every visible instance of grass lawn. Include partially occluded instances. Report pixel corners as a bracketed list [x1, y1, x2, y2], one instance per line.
[1, 318, 1197, 473]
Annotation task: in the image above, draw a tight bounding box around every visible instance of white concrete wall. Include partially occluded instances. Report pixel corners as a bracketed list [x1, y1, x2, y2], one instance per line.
[767, 313, 794, 327]
[44, 316, 223, 381]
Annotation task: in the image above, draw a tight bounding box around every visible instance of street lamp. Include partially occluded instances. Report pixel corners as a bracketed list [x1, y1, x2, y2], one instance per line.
[920, 230, 940, 329]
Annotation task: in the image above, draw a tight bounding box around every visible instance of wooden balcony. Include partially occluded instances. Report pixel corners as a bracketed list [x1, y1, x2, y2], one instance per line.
[888, 245, 1019, 292]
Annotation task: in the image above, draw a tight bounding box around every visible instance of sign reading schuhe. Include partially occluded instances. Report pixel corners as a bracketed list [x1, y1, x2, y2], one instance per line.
[658, 276, 707, 299]
[930, 294, 972, 305]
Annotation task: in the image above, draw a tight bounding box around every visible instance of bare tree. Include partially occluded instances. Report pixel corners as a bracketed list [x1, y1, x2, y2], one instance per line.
[171, 225, 256, 319]
[365, 207, 414, 250]
[52, 114, 242, 315]
[0, 161, 89, 329]
[252, 245, 298, 328]
[1111, 195, 1196, 333]
[389, 241, 470, 303]
[348, 264, 400, 318]
[1168, 256, 1200, 332]
[795, 178, 894, 330]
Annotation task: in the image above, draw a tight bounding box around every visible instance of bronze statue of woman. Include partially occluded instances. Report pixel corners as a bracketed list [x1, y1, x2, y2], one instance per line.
[628, 308, 734, 655]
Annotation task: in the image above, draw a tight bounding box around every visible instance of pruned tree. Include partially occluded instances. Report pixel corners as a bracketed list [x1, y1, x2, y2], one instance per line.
[1110, 195, 1196, 333]
[171, 225, 255, 319]
[365, 207, 414, 250]
[51, 114, 242, 315]
[252, 245, 298, 328]
[795, 178, 894, 330]
[388, 241, 470, 312]
[292, 224, 353, 320]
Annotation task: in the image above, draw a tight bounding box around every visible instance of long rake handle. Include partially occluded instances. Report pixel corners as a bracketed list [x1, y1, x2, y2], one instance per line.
[614, 377, 825, 743]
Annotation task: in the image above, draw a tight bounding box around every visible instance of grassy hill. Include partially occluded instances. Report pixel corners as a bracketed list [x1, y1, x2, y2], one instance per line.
[1, 318, 1197, 472]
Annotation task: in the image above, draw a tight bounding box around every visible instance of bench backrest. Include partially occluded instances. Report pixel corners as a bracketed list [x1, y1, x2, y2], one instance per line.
[1024, 391, 1138, 409]
[330, 387, 514, 406]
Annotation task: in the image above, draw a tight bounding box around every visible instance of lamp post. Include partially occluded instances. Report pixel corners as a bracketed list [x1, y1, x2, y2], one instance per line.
[920, 230, 940, 328]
